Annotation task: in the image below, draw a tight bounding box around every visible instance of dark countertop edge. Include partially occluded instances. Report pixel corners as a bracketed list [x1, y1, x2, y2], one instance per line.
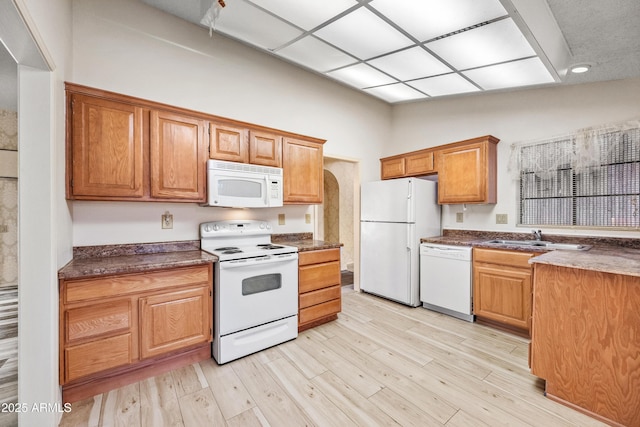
[72, 240, 201, 259]
[58, 250, 217, 280]
[420, 234, 640, 277]
[272, 234, 343, 252]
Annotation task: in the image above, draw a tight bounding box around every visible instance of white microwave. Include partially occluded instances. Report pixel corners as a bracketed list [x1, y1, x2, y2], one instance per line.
[204, 159, 284, 208]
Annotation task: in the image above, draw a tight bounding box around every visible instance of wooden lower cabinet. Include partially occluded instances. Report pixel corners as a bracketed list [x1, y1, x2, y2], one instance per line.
[530, 264, 640, 427]
[298, 248, 341, 331]
[59, 264, 213, 402]
[472, 248, 534, 336]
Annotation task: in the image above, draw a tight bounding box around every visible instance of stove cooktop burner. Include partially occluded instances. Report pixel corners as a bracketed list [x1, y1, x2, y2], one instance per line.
[258, 244, 284, 250]
[222, 249, 243, 254]
[215, 247, 239, 251]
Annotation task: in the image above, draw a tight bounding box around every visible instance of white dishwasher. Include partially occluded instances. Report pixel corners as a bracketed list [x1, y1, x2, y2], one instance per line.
[419, 243, 474, 322]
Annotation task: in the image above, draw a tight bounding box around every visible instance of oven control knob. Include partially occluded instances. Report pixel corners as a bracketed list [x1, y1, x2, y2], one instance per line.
[213, 224, 220, 231]
[204, 225, 211, 232]
[259, 223, 265, 229]
[266, 224, 271, 230]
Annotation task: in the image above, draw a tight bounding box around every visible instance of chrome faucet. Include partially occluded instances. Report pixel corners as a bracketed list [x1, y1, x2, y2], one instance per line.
[532, 229, 543, 241]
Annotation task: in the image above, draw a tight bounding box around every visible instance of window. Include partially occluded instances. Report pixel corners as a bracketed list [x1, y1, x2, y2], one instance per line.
[517, 124, 640, 228]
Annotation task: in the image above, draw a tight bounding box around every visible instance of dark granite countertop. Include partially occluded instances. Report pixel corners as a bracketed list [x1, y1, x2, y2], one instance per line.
[421, 230, 640, 277]
[272, 233, 343, 252]
[58, 241, 217, 280]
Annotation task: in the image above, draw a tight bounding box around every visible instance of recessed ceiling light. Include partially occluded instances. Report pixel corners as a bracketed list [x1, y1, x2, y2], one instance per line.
[570, 64, 591, 74]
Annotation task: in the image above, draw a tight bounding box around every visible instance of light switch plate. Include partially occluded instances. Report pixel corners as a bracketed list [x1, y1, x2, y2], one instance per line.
[305, 214, 311, 224]
[456, 212, 464, 223]
[278, 214, 285, 225]
[161, 212, 173, 229]
[496, 213, 508, 224]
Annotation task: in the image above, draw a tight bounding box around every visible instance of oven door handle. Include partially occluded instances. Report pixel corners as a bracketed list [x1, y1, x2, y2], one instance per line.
[219, 254, 298, 269]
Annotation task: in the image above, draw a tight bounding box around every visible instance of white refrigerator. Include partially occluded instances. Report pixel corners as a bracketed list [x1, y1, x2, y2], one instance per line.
[360, 178, 441, 306]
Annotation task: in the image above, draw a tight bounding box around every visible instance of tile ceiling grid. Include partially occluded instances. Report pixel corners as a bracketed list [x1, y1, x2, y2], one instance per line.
[142, 0, 560, 103]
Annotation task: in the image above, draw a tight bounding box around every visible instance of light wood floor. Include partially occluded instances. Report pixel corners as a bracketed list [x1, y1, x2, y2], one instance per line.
[59, 289, 606, 427]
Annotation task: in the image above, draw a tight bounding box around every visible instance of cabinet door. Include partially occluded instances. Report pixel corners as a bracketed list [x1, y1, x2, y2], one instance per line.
[405, 151, 434, 175]
[249, 130, 282, 167]
[70, 94, 145, 198]
[150, 110, 207, 201]
[473, 264, 532, 332]
[209, 123, 249, 163]
[139, 286, 211, 359]
[381, 158, 405, 180]
[437, 142, 486, 204]
[283, 137, 323, 203]
[437, 139, 497, 204]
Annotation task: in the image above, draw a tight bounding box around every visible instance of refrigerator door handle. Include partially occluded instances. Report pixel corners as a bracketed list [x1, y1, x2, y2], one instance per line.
[407, 226, 412, 251]
[406, 179, 413, 223]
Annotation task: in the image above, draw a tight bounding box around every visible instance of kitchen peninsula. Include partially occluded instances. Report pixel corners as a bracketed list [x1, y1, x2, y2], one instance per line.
[422, 230, 640, 426]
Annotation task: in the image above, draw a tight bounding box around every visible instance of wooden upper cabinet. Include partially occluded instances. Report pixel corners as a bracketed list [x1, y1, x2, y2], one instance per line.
[69, 94, 145, 199]
[381, 157, 405, 179]
[283, 137, 323, 204]
[380, 150, 435, 180]
[249, 130, 282, 167]
[150, 111, 207, 201]
[406, 151, 435, 175]
[209, 123, 249, 163]
[436, 136, 498, 204]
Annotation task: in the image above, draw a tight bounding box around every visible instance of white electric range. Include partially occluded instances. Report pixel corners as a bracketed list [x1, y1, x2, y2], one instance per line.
[200, 220, 299, 364]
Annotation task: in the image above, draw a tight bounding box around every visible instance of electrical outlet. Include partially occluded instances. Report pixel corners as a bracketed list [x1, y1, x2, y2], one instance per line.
[161, 211, 173, 229]
[456, 212, 464, 223]
[278, 214, 285, 225]
[496, 213, 508, 224]
[305, 213, 311, 224]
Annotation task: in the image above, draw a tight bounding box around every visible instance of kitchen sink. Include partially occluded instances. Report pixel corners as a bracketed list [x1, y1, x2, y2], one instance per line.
[482, 239, 591, 251]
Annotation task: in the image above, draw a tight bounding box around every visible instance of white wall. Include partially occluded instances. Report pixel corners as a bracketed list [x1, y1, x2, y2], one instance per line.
[15, 0, 73, 425]
[70, 0, 390, 246]
[390, 78, 640, 238]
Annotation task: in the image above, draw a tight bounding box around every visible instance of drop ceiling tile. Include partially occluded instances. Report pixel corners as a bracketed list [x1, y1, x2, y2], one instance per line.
[370, 0, 507, 41]
[463, 57, 556, 90]
[368, 47, 451, 81]
[314, 7, 414, 60]
[277, 36, 358, 72]
[408, 73, 479, 97]
[426, 18, 536, 70]
[327, 63, 397, 89]
[250, 0, 357, 31]
[364, 83, 427, 103]
[213, 0, 303, 50]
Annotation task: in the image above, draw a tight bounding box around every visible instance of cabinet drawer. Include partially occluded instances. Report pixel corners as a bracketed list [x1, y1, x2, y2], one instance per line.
[300, 284, 341, 309]
[65, 333, 132, 382]
[66, 300, 131, 343]
[299, 261, 340, 293]
[473, 248, 534, 268]
[299, 248, 340, 266]
[64, 265, 211, 303]
[299, 299, 341, 325]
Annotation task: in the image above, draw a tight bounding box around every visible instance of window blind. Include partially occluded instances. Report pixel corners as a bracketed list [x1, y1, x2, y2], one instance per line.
[519, 126, 640, 228]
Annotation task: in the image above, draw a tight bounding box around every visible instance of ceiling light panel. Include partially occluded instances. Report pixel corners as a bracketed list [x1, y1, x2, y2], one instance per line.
[408, 73, 480, 97]
[327, 63, 397, 89]
[426, 18, 536, 70]
[365, 83, 427, 103]
[314, 7, 414, 60]
[370, 0, 508, 42]
[213, 0, 303, 50]
[368, 47, 451, 81]
[463, 57, 555, 90]
[248, 0, 357, 31]
[277, 36, 357, 72]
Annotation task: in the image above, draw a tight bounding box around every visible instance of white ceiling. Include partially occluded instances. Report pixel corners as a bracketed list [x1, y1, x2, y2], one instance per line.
[141, 0, 640, 103]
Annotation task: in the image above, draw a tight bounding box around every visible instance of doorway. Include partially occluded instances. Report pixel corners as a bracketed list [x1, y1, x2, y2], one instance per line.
[317, 156, 360, 291]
